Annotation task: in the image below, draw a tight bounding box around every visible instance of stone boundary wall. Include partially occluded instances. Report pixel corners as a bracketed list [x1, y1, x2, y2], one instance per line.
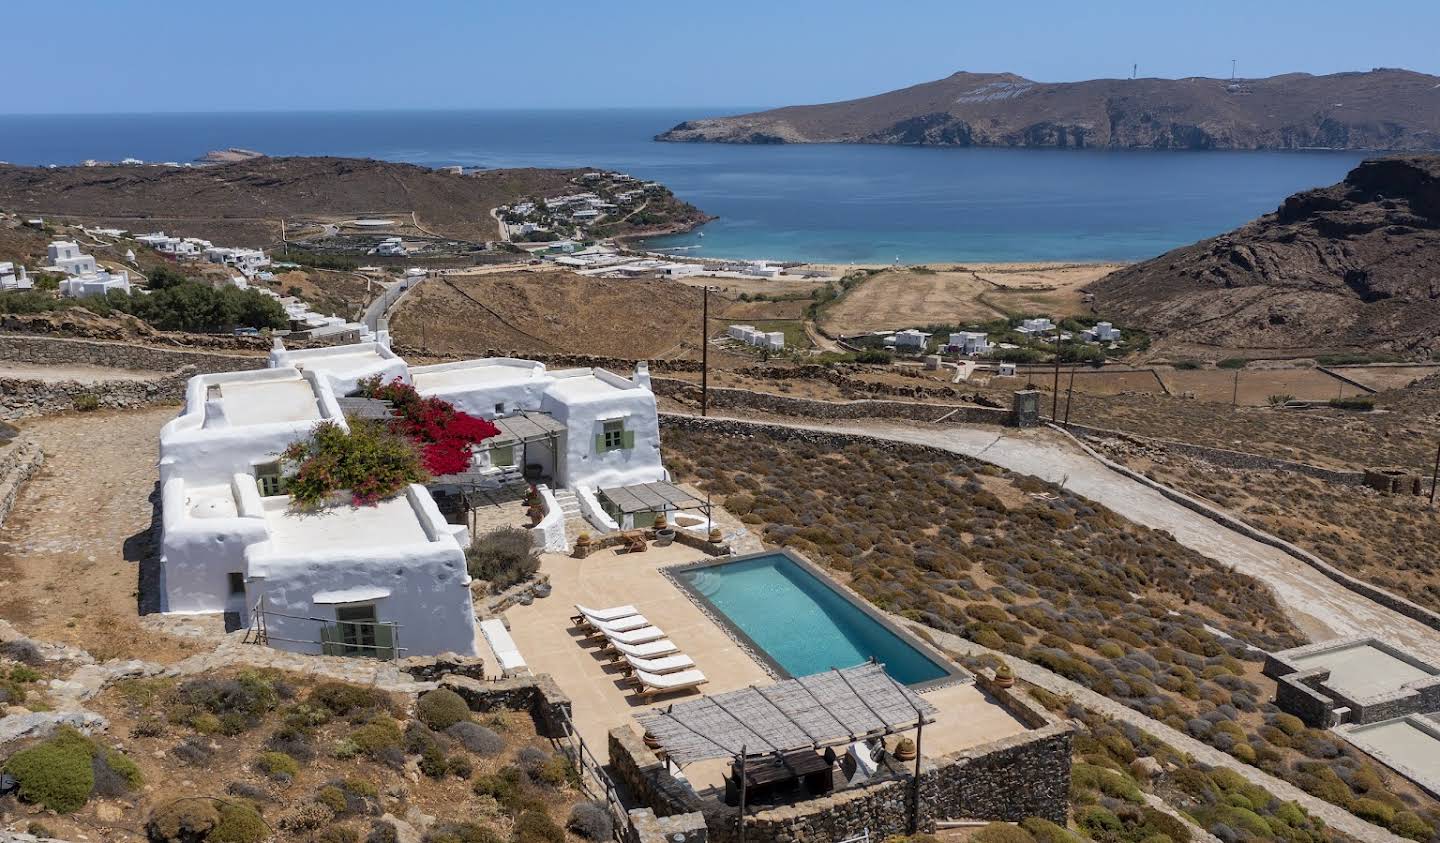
[1061, 421, 1367, 485]
[652, 378, 1013, 425]
[439, 672, 572, 739]
[0, 435, 44, 527]
[0, 376, 190, 420]
[1050, 424, 1440, 635]
[659, 414, 990, 466]
[395, 345, 705, 374]
[0, 334, 266, 374]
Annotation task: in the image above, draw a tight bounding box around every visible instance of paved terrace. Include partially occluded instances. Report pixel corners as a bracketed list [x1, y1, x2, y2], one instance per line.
[496, 542, 1032, 790]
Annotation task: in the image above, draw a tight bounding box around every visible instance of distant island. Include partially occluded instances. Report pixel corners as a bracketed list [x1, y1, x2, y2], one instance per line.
[657, 68, 1440, 151]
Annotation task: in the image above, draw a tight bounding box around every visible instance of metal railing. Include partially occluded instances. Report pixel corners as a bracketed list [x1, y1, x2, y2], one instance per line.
[556, 706, 626, 841]
[245, 596, 406, 662]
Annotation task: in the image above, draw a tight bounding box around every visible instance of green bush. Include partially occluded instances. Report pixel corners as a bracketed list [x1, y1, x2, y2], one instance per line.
[1018, 817, 1083, 843]
[1076, 805, 1121, 835]
[255, 751, 300, 780]
[1172, 359, 1203, 370]
[349, 718, 404, 759]
[3, 726, 99, 813]
[316, 825, 361, 843]
[1217, 357, 1248, 369]
[512, 810, 565, 843]
[73, 393, 100, 412]
[971, 823, 1035, 843]
[465, 528, 540, 591]
[147, 799, 221, 842]
[423, 822, 500, 843]
[317, 785, 349, 813]
[1351, 797, 1396, 825]
[416, 689, 471, 730]
[1328, 396, 1375, 411]
[309, 681, 393, 716]
[210, 802, 268, 843]
[1391, 810, 1435, 841]
[283, 420, 428, 509]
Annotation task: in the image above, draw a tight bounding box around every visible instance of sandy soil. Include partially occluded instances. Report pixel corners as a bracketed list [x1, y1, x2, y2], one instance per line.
[0, 405, 202, 663]
[818, 263, 1123, 334]
[1161, 367, 1366, 405]
[1333, 364, 1440, 392]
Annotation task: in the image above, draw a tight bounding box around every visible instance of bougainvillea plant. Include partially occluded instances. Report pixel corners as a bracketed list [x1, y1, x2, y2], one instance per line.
[357, 375, 501, 477]
[282, 420, 428, 508]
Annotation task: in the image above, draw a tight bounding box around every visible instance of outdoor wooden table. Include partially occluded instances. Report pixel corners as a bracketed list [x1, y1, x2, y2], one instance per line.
[733, 749, 833, 799]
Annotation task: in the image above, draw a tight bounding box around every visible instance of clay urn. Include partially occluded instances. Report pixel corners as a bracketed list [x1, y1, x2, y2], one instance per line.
[893, 737, 917, 761]
[994, 662, 1015, 688]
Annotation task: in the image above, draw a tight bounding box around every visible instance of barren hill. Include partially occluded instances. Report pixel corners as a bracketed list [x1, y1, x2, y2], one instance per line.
[389, 269, 708, 359]
[658, 69, 1440, 150]
[1091, 155, 1440, 355]
[0, 157, 584, 244]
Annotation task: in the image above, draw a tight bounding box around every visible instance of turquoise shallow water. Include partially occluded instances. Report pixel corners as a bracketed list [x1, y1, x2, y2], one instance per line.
[678, 554, 949, 686]
[0, 109, 1366, 263]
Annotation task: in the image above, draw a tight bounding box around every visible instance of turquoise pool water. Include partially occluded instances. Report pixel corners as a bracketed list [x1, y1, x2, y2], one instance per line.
[677, 553, 951, 686]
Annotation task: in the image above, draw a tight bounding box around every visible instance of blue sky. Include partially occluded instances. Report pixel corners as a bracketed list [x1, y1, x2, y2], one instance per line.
[6, 0, 1438, 114]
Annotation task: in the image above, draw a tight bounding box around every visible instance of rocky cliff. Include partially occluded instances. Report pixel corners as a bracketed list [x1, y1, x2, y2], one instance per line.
[658, 69, 1440, 151]
[1091, 155, 1440, 354]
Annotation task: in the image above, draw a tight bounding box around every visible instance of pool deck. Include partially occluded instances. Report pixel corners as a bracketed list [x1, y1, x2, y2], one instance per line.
[496, 542, 1033, 783]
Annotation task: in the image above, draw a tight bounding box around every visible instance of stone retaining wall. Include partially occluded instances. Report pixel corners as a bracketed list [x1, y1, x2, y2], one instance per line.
[439, 672, 572, 739]
[653, 380, 1013, 425]
[1051, 424, 1440, 635]
[660, 414, 990, 467]
[0, 435, 44, 527]
[395, 345, 705, 374]
[0, 376, 188, 420]
[0, 334, 266, 374]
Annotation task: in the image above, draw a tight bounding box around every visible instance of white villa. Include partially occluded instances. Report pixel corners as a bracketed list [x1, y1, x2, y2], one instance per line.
[59, 271, 131, 297]
[0, 262, 32, 291]
[944, 331, 991, 355]
[204, 245, 270, 276]
[1017, 317, 1055, 336]
[136, 232, 211, 260]
[157, 339, 672, 659]
[45, 241, 98, 276]
[893, 329, 932, 349]
[42, 240, 131, 297]
[727, 324, 785, 352]
[1084, 321, 1120, 343]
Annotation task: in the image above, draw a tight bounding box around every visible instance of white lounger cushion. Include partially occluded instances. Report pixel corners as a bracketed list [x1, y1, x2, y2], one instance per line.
[634, 668, 708, 693]
[574, 604, 638, 623]
[480, 618, 526, 674]
[589, 614, 650, 634]
[605, 626, 666, 646]
[611, 639, 679, 659]
[626, 653, 696, 674]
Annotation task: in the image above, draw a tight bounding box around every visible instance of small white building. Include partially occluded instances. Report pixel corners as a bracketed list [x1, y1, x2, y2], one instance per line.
[659, 262, 703, 278]
[893, 329, 932, 350]
[743, 261, 782, 278]
[726, 324, 785, 353]
[205, 246, 270, 276]
[944, 331, 990, 355]
[375, 237, 408, 256]
[1084, 321, 1120, 342]
[0, 262, 32, 291]
[59, 269, 131, 297]
[996, 362, 1018, 377]
[46, 241, 98, 277]
[1017, 317, 1055, 335]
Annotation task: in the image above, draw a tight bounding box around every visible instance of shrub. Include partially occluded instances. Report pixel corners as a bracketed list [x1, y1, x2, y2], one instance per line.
[147, 799, 221, 842]
[173, 673, 279, 732]
[3, 726, 98, 813]
[73, 393, 100, 412]
[283, 420, 429, 508]
[92, 749, 143, 796]
[1217, 357, 1248, 369]
[512, 810, 565, 843]
[1076, 805, 1121, 836]
[310, 682, 393, 716]
[424, 822, 500, 843]
[255, 750, 300, 781]
[446, 721, 505, 755]
[317, 826, 362, 843]
[971, 823, 1035, 843]
[1351, 797, 1396, 825]
[1172, 359, 1203, 370]
[1018, 817, 1083, 843]
[1392, 811, 1434, 841]
[1267, 393, 1296, 406]
[566, 802, 614, 840]
[349, 718, 404, 759]
[317, 785, 349, 813]
[466, 528, 540, 590]
[1328, 396, 1375, 411]
[416, 688, 471, 730]
[210, 803, 268, 843]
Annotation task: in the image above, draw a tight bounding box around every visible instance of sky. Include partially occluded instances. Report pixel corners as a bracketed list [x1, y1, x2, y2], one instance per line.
[6, 0, 1439, 114]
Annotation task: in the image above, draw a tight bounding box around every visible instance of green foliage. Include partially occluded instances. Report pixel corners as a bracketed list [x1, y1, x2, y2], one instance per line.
[416, 688, 471, 730]
[210, 802, 268, 843]
[465, 528, 539, 591]
[1327, 396, 1375, 411]
[255, 750, 300, 780]
[147, 799, 221, 842]
[118, 278, 288, 332]
[2, 726, 99, 813]
[317, 785, 349, 813]
[283, 420, 428, 508]
[423, 822, 501, 843]
[1171, 359, 1203, 370]
[349, 717, 404, 761]
[1018, 817, 1083, 843]
[73, 393, 100, 412]
[283, 250, 360, 271]
[1217, 357, 1249, 369]
[854, 349, 892, 364]
[512, 810, 565, 843]
[309, 681, 393, 716]
[172, 672, 279, 734]
[991, 347, 1045, 364]
[971, 823, 1035, 843]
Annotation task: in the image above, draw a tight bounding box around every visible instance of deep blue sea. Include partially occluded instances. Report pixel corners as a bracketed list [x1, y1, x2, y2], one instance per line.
[0, 109, 1367, 263]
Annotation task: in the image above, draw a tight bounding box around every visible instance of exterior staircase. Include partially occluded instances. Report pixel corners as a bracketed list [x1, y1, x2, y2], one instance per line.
[551, 488, 589, 546]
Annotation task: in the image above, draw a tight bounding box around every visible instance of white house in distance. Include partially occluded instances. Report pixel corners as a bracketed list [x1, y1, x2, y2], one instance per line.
[893, 329, 932, 350]
[0, 262, 32, 291]
[43, 240, 131, 297]
[727, 324, 785, 352]
[204, 245, 270, 277]
[1084, 321, 1120, 343]
[45, 241, 97, 276]
[1016, 317, 1055, 336]
[944, 331, 990, 355]
[158, 339, 671, 659]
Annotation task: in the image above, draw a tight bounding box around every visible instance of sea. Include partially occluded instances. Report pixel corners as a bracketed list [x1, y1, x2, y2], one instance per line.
[0, 109, 1368, 264]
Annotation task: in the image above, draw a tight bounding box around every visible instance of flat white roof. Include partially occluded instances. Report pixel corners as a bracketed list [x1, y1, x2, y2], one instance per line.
[216, 376, 322, 427]
[1291, 643, 1437, 699]
[546, 373, 626, 402]
[290, 350, 388, 379]
[260, 494, 429, 555]
[412, 362, 543, 394]
[1344, 718, 1440, 792]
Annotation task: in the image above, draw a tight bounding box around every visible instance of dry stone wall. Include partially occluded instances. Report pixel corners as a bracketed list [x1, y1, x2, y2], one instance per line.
[0, 334, 266, 374]
[0, 376, 187, 420]
[0, 435, 43, 527]
[653, 378, 1013, 424]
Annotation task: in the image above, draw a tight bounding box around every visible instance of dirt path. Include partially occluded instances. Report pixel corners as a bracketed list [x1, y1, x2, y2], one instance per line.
[0, 405, 202, 663]
[686, 413, 1440, 655]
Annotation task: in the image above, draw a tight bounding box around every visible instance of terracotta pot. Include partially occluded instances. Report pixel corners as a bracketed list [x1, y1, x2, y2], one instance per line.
[708, 527, 723, 543]
[994, 664, 1015, 688]
[643, 730, 662, 750]
[893, 737, 917, 761]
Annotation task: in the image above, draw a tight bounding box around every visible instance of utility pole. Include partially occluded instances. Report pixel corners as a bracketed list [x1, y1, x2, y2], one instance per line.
[1430, 442, 1439, 509]
[1231, 59, 1237, 81]
[701, 286, 711, 417]
[1064, 363, 1077, 427]
[1051, 341, 1062, 421]
[1231, 368, 1240, 408]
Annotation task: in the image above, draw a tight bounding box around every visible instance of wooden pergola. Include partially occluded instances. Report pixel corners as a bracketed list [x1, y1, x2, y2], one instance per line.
[597, 480, 711, 523]
[636, 663, 935, 839]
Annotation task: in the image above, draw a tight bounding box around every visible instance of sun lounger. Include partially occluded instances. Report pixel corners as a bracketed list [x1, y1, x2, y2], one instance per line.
[607, 638, 680, 661]
[623, 653, 696, 677]
[633, 668, 708, 697]
[570, 604, 639, 627]
[585, 614, 651, 635]
[603, 625, 667, 647]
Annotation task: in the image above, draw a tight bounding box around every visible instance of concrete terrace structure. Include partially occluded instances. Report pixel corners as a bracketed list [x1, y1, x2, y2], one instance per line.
[727, 324, 785, 352]
[1265, 637, 1440, 728]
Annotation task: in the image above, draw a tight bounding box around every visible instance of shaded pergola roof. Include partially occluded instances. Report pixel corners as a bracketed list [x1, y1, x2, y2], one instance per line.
[487, 411, 567, 447]
[598, 481, 707, 514]
[635, 663, 936, 766]
[337, 397, 396, 421]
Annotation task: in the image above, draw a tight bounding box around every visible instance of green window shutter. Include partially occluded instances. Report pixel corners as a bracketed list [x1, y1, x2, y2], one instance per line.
[622, 431, 635, 449]
[595, 433, 606, 453]
[492, 445, 514, 467]
[320, 623, 343, 656]
[373, 623, 396, 660]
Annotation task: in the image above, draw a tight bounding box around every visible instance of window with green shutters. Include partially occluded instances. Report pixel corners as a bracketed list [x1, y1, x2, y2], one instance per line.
[490, 444, 515, 467]
[596, 419, 634, 452]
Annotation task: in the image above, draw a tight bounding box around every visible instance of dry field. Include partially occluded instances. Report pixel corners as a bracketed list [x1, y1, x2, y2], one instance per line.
[1333, 364, 1440, 392]
[671, 273, 827, 300]
[1159, 367, 1366, 405]
[818, 262, 1122, 334]
[390, 269, 709, 359]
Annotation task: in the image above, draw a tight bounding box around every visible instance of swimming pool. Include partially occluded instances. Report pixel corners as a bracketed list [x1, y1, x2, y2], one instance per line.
[673, 551, 958, 688]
